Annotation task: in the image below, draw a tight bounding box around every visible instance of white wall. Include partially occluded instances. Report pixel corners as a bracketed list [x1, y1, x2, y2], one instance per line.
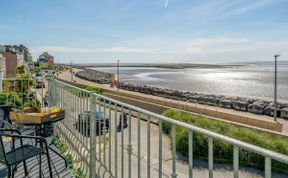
[0, 53, 5, 92]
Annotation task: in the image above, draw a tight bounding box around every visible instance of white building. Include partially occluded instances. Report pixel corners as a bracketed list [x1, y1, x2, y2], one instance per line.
[0, 49, 6, 91]
[16, 53, 24, 67]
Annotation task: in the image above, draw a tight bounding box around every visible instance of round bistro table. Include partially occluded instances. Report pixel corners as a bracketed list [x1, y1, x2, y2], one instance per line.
[13, 116, 67, 168]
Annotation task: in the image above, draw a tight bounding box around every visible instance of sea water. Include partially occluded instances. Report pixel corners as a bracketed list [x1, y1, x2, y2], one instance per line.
[90, 63, 288, 101]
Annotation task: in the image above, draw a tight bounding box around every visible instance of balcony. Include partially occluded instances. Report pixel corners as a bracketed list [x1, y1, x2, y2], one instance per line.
[0, 137, 73, 178]
[1, 78, 288, 178]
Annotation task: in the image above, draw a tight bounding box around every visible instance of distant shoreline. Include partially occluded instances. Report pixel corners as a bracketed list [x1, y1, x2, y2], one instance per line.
[73, 63, 244, 69]
[70, 60, 288, 69]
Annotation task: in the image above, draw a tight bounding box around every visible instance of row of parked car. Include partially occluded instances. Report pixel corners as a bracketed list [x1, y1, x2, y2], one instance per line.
[118, 82, 288, 119]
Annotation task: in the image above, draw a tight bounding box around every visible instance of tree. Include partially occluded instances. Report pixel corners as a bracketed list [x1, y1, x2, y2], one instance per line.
[17, 65, 25, 74]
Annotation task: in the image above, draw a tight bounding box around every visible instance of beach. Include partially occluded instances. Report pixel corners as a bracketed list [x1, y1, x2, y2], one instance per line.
[89, 63, 288, 101]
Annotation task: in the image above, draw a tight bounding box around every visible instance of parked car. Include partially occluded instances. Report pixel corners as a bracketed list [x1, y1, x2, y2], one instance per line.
[47, 73, 54, 79]
[35, 77, 45, 88]
[75, 111, 110, 136]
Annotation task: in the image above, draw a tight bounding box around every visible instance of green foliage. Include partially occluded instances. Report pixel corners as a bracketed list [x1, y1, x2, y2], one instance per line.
[1, 77, 39, 108]
[52, 135, 86, 178]
[34, 62, 40, 67]
[84, 86, 103, 94]
[0, 92, 21, 106]
[16, 74, 32, 79]
[64, 86, 88, 98]
[17, 65, 25, 74]
[33, 67, 41, 74]
[23, 100, 39, 108]
[63, 85, 103, 99]
[58, 78, 103, 96]
[0, 90, 39, 108]
[4, 75, 35, 93]
[75, 168, 86, 178]
[53, 65, 65, 72]
[39, 62, 52, 69]
[163, 109, 288, 172]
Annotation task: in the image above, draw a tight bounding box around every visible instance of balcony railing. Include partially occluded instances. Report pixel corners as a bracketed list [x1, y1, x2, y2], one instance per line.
[48, 79, 288, 178]
[0, 78, 37, 107]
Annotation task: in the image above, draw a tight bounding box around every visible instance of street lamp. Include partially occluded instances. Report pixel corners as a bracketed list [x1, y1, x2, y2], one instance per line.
[70, 61, 73, 81]
[117, 60, 120, 91]
[274, 55, 280, 122]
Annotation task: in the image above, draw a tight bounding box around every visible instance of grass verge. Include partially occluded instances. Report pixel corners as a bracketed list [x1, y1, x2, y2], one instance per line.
[163, 109, 288, 173]
[56, 77, 103, 94]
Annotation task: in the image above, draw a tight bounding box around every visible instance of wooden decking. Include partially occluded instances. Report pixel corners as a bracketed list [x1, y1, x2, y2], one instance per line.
[0, 136, 74, 178]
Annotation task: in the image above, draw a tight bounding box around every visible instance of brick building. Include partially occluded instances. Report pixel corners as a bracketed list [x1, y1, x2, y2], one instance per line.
[0, 44, 32, 77]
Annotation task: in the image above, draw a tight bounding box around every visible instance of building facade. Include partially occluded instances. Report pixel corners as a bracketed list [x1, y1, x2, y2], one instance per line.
[38, 52, 54, 65]
[3, 48, 17, 77]
[0, 44, 32, 77]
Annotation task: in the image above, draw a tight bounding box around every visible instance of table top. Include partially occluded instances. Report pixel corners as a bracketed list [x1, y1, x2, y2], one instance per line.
[13, 116, 65, 126]
[10, 109, 65, 126]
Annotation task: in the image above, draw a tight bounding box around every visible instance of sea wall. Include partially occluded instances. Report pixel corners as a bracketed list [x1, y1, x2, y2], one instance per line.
[75, 69, 114, 84]
[75, 69, 288, 120]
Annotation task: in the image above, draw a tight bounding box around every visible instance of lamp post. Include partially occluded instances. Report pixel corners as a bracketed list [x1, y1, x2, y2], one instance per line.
[117, 60, 120, 91]
[274, 55, 280, 122]
[70, 61, 73, 81]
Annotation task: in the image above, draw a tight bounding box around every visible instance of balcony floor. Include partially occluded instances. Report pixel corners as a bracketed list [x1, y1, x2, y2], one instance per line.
[0, 136, 74, 178]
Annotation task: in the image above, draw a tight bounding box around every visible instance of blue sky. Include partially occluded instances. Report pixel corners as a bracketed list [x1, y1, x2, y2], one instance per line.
[0, 0, 287, 63]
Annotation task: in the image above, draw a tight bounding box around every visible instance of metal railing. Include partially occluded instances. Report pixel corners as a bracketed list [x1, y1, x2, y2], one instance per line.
[0, 78, 37, 107]
[48, 79, 288, 178]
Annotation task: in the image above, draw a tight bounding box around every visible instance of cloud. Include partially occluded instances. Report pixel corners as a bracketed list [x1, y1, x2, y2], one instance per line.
[165, 0, 169, 7]
[221, 0, 274, 17]
[97, 47, 159, 53]
[186, 37, 251, 46]
[29, 37, 251, 55]
[162, 0, 277, 22]
[31, 46, 93, 53]
[184, 47, 202, 53]
[30, 46, 160, 53]
[29, 36, 288, 63]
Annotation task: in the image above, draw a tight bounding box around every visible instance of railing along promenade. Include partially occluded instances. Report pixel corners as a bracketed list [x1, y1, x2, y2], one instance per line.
[48, 79, 288, 178]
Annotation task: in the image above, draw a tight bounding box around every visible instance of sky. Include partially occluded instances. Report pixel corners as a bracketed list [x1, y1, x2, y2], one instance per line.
[0, 0, 288, 63]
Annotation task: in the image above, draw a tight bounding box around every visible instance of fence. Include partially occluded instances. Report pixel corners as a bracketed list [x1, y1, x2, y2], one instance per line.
[0, 78, 37, 107]
[48, 79, 288, 178]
